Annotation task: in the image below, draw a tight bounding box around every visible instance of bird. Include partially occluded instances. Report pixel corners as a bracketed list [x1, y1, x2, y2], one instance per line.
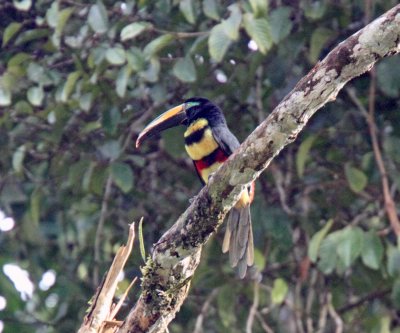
[136, 97, 255, 278]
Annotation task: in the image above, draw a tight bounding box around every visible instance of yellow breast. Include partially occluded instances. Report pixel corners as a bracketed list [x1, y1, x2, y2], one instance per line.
[185, 128, 218, 160]
[184, 119, 219, 161]
[199, 162, 223, 184]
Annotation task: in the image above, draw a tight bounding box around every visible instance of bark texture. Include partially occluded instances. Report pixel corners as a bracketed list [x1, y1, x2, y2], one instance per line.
[118, 5, 400, 333]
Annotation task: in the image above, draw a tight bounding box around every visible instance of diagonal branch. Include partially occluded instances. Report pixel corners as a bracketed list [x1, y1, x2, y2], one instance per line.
[118, 5, 400, 333]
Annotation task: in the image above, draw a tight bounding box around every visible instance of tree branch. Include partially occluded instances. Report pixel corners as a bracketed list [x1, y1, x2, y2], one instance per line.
[118, 5, 400, 333]
[193, 288, 219, 333]
[246, 282, 260, 333]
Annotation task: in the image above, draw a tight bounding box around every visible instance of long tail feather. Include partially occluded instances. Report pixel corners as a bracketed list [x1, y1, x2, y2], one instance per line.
[223, 204, 254, 278]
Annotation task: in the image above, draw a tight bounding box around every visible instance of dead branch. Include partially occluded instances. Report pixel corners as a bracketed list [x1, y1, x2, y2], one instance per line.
[79, 224, 136, 333]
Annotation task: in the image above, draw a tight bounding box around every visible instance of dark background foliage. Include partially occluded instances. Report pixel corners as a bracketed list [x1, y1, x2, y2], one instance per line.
[1, 0, 400, 332]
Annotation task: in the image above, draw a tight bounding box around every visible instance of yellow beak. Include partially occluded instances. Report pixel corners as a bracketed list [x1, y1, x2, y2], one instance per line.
[136, 104, 187, 148]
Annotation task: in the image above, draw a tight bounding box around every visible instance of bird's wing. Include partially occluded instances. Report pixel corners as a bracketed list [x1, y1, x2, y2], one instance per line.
[211, 125, 240, 156]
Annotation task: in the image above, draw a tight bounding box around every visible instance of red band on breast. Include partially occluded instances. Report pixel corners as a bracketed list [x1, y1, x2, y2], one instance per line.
[194, 148, 228, 172]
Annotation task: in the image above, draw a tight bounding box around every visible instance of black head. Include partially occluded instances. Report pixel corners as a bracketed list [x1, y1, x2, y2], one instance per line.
[183, 97, 225, 126]
[136, 97, 226, 148]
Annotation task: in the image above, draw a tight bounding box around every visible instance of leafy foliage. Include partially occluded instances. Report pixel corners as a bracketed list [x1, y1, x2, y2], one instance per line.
[1, 1, 400, 332]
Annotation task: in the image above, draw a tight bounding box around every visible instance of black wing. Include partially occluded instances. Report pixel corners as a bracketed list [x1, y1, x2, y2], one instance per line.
[211, 125, 240, 156]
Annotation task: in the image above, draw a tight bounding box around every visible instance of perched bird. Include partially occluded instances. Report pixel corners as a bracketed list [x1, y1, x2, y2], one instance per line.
[136, 97, 254, 278]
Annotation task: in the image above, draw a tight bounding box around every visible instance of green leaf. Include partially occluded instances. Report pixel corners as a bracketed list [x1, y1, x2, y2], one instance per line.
[126, 47, 146, 71]
[388, 247, 400, 277]
[13, 0, 32, 11]
[249, 0, 268, 17]
[217, 286, 236, 327]
[90, 46, 107, 66]
[253, 248, 266, 271]
[345, 163, 368, 193]
[271, 278, 288, 305]
[27, 86, 44, 107]
[68, 160, 89, 187]
[140, 58, 160, 82]
[7, 68, 23, 86]
[27, 62, 52, 86]
[361, 231, 383, 270]
[82, 162, 95, 192]
[111, 162, 134, 193]
[90, 165, 108, 195]
[203, 0, 219, 20]
[88, 2, 109, 34]
[120, 22, 149, 42]
[296, 135, 317, 178]
[30, 188, 42, 226]
[383, 136, 400, 165]
[56, 7, 74, 37]
[99, 141, 121, 160]
[308, 219, 334, 262]
[14, 100, 33, 114]
[8, 52, 31, 67]
[15, 28, 51, 46]
[0, 182, 27, 204]
[46, 2, 59, 28]
[139, 217, 146, 262]
[0, 86, 11, 106]
[102, 107, 121, 135]
[392, 279, 400, 309]
[12, 145, 26, 174]
[221, 4, 242, 41]
[179, 0, 196, 24]
[143, 34, 174, 60]
[2, 71, 18, 90]
[3, 22, 23, 47]
[336, 227, 364, 268]
[269, 7, 292, 43]
[208, 24, 232, 62]
[61, 72, 80, 102]
[317, 232, 340, 274]
[243, 14, 273, 54]
[106, 47, 126, 65]
[309, 28, 333, 63]
[116, 65, 132, 97]
[303, 1, 326, 20]
[380, 316, 391, 333]
[172, 57, 196, 83]
[79, 93, 93, 112]
[82, 121, 101, 134]
[377, 57, 400, 98]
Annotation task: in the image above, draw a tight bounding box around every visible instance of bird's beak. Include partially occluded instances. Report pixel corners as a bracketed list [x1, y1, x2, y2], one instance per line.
[136, 104, 187, 148]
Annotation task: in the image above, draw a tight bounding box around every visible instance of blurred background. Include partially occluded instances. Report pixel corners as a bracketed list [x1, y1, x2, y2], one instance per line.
[1, 0, 400, 332]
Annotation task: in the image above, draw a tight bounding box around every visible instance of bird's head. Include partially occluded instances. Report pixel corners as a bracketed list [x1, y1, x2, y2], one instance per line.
[136, 97, 224, 148]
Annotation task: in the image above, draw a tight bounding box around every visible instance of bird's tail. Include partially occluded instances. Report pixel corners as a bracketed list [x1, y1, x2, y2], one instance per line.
[222, 204, 254, 278]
